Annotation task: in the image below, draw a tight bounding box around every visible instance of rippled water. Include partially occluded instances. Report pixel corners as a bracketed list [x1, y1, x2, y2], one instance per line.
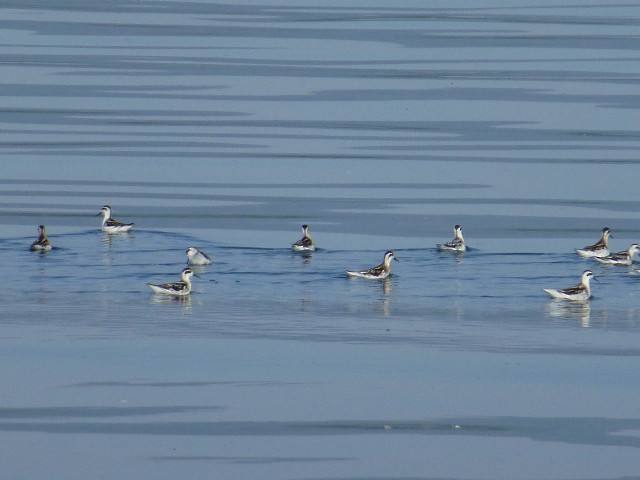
[2, 2, 640, 479]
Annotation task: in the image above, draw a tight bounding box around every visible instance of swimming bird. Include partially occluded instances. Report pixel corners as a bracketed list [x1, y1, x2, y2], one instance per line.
[291, 224, 315, 252]
[148, 267, 196, 296]
[437, 224, 466, 252]
[346, 251, 397, 279]
[543, 270, 596, 301]
[98, 205, 134, 233]
[186, 246, 212, 266]
[594, 243, 639, 266]
[30, 225, 52, 251]
[576, 227, 611, 258]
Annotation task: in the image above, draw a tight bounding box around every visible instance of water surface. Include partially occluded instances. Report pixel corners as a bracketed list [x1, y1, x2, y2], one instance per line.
[2, 1, 640, 479]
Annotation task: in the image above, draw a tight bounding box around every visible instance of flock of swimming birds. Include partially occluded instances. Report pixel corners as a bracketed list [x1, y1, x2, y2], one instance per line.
[543, 227, 639, 301]
[28, 208, 635, 301]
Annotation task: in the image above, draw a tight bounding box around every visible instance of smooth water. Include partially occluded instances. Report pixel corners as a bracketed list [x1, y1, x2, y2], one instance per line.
[2, 2, 640, 479]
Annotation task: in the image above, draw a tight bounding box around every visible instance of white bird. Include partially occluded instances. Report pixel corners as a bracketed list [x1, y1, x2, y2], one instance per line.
[594, 243, 639, 266]
[148, 267, 196, 296]
[291, 224, 315, 252]
[543, 270, 596, 301]
[30, 225, 52, 251]
[98, 205, 134, 233]
[346, 251, 397, 279]
[576, 227, 611, 257]
[437, 224, 466, 252]
[186, 247, 212, 266]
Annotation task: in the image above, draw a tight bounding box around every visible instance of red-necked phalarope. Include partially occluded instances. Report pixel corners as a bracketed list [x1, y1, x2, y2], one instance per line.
[543, 270, 596, 301]
[594, 243, 639, 266]
[437, 224, 466, 252]
[346, 251, 397, 279]
[148, 267, 197, 296]
[576, 227, 611, 258]
[30, 225, 52, 251]
[186, 246, 212, 266]
[98, 205, 134, 233]
[291, 224, 315, 252]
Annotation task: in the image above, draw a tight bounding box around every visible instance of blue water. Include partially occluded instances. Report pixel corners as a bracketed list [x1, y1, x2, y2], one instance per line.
[2, 2, 640, 479]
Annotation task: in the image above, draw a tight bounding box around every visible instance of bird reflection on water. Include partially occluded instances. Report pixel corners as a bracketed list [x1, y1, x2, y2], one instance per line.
[149, 292, 193, 312]
[546, 300, 591, 328]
